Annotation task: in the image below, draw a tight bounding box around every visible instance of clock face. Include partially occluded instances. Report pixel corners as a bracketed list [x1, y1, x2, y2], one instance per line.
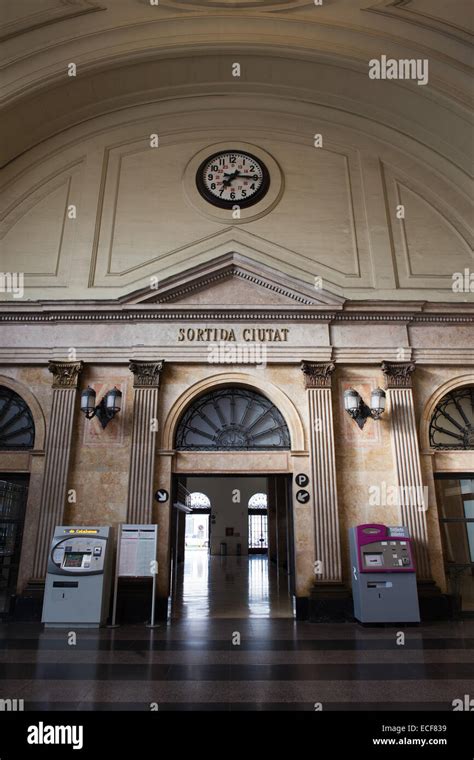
[196, 150, 270, 208]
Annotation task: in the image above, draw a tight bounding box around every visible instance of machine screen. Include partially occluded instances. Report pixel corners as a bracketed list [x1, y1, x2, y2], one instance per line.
[364, 553, 384, 567]
[63, 552, 91, 568]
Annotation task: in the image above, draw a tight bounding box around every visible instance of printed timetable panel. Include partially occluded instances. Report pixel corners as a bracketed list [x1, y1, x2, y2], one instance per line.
[118, 525, 158, 578]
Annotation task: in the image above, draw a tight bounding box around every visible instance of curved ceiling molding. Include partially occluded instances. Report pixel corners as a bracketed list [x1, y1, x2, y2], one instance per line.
[365, 0, 474, 46]
[0, 0, 106, 43]
[156, 0, 310, 8]
[0, 50, 470, 173]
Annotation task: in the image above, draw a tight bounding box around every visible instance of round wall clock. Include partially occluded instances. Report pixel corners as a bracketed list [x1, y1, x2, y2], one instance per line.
[196, 150, 270, 209]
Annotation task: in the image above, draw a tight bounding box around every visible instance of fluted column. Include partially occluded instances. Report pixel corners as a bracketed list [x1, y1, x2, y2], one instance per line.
[301, 361, 342, 583]
[127, 361, 164, 524]
[33, 360, 83, 578]
[382, 361, 431, 580]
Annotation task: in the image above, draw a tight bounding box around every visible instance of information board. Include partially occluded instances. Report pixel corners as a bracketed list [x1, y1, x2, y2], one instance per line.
[118, 525, 158, 577]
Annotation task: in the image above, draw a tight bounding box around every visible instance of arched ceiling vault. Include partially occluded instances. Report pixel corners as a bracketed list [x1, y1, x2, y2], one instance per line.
[0, 0, 472, 168]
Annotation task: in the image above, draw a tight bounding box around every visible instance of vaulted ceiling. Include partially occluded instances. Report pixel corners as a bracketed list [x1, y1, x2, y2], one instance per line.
[1, 0, 472, 168]
[0, 1, 472, 304]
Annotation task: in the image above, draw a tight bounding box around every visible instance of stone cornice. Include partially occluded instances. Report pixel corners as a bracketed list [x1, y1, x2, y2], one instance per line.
[301, 361, 336, 388]
[48, 360, 83, 389]
[0, 306, 472, 324]
[149, 268, 323, 306]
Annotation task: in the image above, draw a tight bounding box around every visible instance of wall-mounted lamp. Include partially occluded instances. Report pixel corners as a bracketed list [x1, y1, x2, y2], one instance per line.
[80, 386, 122, 429]
[344, 387, 386, 429]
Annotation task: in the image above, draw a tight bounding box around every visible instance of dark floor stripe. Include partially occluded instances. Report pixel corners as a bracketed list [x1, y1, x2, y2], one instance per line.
[1, 662, 472, 680]
[14, 701, 456, 712]
[1, 638, 473, 651]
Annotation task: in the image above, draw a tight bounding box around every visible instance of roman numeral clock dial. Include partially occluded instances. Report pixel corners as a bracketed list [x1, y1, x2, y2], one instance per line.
[196, 151, 270, 209]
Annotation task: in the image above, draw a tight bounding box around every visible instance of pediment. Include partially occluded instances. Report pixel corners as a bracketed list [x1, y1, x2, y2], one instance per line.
[125, 253, 345, 307]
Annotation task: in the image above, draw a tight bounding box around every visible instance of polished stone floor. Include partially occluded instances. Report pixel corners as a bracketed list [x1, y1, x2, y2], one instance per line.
[171, 552, 294, 618]
[0, 555, 473, 711]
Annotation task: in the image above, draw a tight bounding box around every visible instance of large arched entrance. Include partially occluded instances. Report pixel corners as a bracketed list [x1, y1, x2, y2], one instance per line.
[422, 380, 474, 614]
[169, 385, 296, 619]
[0, 383, 39, 618]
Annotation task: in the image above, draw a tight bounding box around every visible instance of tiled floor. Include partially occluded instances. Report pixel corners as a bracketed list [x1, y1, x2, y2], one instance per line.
[171, 552, 294, 618]
[0, 554, 473, 711]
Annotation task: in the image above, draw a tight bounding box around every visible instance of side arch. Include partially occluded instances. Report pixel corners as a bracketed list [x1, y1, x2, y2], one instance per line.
[420, 373, 474, 452]
[0, 374, 46, 452]
[162, 372, 306, 453]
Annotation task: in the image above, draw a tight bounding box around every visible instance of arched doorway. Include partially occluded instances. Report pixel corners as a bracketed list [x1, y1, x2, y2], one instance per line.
[427, 383, 474, 613]
[0, 385, 36, 618]
[169, 385, 295, 619]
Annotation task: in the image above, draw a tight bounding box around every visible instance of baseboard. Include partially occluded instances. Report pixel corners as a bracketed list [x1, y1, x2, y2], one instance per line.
[308, 583, 353, 622]
[11, 580, 45, 621]
[417, 581, 456, 621]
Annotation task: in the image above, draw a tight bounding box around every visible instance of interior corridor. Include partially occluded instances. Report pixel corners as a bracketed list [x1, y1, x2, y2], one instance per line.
[171, 552, 294, 619]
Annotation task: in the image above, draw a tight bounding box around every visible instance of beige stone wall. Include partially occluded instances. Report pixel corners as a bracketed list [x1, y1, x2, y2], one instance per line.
[334, 366, 399, 586]
[4, 357, 468, 600]
[65, 365, 133, 528]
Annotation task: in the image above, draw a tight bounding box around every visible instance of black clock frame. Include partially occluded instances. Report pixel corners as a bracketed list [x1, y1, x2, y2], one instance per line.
[195, 150, 270, 209]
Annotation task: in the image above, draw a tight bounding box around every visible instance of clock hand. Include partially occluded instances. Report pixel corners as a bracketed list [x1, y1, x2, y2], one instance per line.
[222, 170, 239, 184]
[223, 171, 257, 181]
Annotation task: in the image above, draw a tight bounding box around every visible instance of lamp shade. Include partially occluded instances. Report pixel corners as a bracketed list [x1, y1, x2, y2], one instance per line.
[80, 386, 96, 413]
[105, 386, 122, 412]
[344, 388, 360, 412]
[371, 387, 386, 412]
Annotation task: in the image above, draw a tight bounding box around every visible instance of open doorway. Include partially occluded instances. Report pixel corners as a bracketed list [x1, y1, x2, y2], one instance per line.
[248, 492, 268, 554]
[170, 474, 294, 618]
[185, 492, 210, 552]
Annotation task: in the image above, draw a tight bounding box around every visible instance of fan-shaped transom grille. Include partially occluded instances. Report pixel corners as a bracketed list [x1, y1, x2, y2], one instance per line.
[429, 386, 474, 450]
[0, 387, 35, 450]
[175, 387, 290, 451]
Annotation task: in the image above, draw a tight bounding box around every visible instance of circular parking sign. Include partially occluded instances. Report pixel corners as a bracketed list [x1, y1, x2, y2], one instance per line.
[155, 489, 169, 503]
[296, 489, 310, 504]
[295, 473, 309, 487]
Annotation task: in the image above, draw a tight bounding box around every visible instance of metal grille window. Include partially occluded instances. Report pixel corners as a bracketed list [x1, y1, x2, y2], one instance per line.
[0, 387, 35, 450]
[248, 513, 268, 550]
[429, 386, 474, 450]
[0, 478, 28, 616]
[175, 387, 290, 450]
[248, 492, 268, 552]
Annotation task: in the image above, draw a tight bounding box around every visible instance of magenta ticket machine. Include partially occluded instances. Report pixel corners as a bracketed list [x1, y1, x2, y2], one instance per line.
[349, 524, 420, 623]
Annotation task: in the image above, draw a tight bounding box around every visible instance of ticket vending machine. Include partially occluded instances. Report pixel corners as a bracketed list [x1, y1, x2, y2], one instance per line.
[349, 524, 420, 623]
[42, 526, 113, 628]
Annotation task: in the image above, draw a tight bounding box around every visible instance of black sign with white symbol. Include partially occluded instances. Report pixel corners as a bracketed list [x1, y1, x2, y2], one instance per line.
[296, 489, 310, 504]
[155, 489, 169, 503]
[295, 473, 309, 488]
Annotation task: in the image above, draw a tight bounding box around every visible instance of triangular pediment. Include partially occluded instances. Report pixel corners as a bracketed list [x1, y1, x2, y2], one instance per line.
[125, 253, 345, 307]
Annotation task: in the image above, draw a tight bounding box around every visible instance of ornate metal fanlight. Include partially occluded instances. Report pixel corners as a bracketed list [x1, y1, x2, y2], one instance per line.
[429, 386, 474, 450]
[175, 387, 290, 451]
[0, 387, 35, 450]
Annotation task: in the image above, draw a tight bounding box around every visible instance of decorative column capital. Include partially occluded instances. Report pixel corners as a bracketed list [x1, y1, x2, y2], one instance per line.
[129, 360, 164, 388]
[301, 361, 336, 389]
[48, 360, 83, 389]
[381, 361, 416, 389]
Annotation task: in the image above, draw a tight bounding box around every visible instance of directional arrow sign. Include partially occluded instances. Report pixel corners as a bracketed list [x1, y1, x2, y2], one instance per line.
[296, 489, 310, 504]
[155, 489, 169, 503]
